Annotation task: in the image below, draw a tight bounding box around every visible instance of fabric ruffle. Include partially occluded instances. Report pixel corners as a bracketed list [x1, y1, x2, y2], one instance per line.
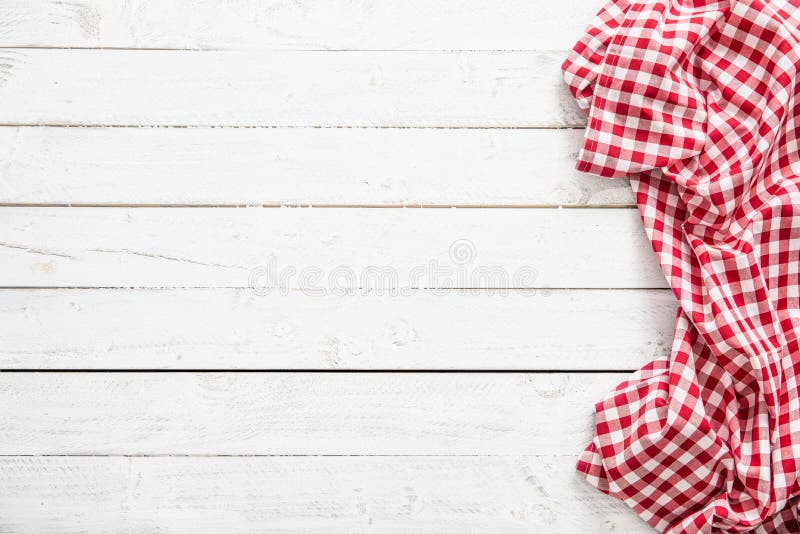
[562, 0, 800, 532]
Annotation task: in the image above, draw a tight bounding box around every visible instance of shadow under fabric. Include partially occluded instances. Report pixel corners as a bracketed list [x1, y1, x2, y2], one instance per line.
[561, 0, 800, 532]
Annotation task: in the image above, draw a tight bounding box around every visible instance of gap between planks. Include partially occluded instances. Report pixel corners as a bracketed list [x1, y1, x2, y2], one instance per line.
[0, 124, 583, 129]
[0, 47, 578, 52]
[0, 453, 589, 457]
[0, 369, 637, 373]
[0, 204, 636, 208]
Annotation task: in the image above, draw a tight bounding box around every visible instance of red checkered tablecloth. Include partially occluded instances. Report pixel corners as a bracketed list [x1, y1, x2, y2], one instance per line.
[562, 0, 800, 531]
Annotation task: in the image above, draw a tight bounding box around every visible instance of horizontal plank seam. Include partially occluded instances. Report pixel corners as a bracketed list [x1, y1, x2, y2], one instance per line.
[0, 369, 637, 373]
[0, 286, 671, 298]
[0, 124, 585, 129]
[0, 124, 586, 130]
[0, 453, 582, 458]
[0, 47, 571, 53]
[0, 203, 637, 209]
[0, 286, 669, 291]
[0, 46, 202, 51]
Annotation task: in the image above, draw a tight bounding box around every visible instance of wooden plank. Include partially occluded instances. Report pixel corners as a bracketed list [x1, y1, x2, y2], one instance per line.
[0, 288, 675, 370]
[0, 372, 630, 455]
[0, 0, 605, 51]
[0, 49, 584, 127]
[0, 455, 650, 533]
[0, 127, 633, 207]
[0, 207, 666, 289]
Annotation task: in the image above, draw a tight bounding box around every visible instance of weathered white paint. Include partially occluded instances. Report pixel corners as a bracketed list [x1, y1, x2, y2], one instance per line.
[0, 207, 666, 289]
[0, 49, 584, 127]
[0, 288, 676, 370]
[0, 0, 604, 51]
[0, 126, 631, 207]
[0, 455, 650, 533]
[0, 372, 630, 455]
[0, 2, 659, 531]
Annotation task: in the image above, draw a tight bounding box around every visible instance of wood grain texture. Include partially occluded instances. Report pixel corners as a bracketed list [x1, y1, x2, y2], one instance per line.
[0, 126, 633, 207]
[0, 49, 584, 127]
[0, 207, 666, 289]
[0, 288, 676, 370]
[0, 455, 650, 533]
[0, 0, 604, 51]
[0, 2, 663, 532]
[0, 372, 630, 455]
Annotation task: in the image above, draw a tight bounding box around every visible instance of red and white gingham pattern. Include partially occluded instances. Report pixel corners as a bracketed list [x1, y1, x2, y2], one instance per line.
[562, 0, 800, 531]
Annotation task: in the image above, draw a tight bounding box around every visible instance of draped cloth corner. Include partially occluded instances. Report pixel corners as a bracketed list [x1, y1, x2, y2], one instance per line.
[561, 0, 800, 532]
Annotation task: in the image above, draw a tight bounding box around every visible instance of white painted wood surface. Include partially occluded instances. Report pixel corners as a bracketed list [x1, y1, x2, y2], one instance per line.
[0, 456, 650, 533]
[0, 289, 675, 370]
[0, 207, 665, 288]
[0, 1, 661, 531]
[0, 127, 632, 207]
[0, 50, 584, 127]
[0, 0, 604, 51]
[0, 372, 629, 455]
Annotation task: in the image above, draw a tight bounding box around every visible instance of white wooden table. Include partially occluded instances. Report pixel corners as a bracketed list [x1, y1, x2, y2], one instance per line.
[0, 1, 667, 531]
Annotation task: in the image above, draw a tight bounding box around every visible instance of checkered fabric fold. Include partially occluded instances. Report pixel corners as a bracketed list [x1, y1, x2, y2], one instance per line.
[562, 0, 800, 532]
